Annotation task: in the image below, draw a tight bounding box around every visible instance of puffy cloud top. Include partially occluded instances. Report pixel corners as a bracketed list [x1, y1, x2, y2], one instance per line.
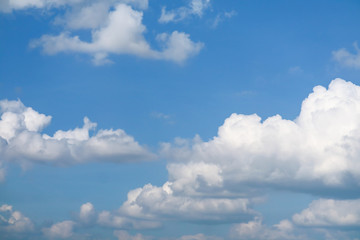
[161, 79, 360, 197]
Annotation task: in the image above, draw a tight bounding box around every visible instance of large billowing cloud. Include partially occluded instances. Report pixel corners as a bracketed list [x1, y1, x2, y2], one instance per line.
[1, 0, 203, 64]
[78, 78, 360, 229]
[160, 78, 360, 198]
[4, 79, 360, 238]
[0, 99, 155, 176]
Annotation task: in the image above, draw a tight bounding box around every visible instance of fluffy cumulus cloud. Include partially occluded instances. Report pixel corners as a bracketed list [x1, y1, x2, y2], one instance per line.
[42, 220, 76, 239]
[332, 42, 360, 69]
[293, 198, 360, 227]
[31, 4, 203, 65]
[77, 78, 360, 230]
[0, 0, 203, 64]
[160, 78, 360, 198]
[1, 0, 202, 64]
[0, 204, 34, 234]
[79, 202, 96, 224]
[159, 0, 211, 23]
[0, 99, 154, 178]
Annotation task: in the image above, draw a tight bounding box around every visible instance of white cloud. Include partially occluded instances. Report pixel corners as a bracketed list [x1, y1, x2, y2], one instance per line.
[55, 2, 111, 30]
[31, 3, 203, 64]
[52, 78, 360, 232]
[1, 0, 202, 64]
[332, 42, 360, 69]
[230, 218, 303, 240]
[79, 202, 95, 223]
[42, 220, 76, 239]
[159, 0, 211, 23]
[0, 99, 155, 175]
[95, 78, 360, 226]
[293, 198, 360, 227]
[156, 31, 204, 63]
[0, 204, 34, 233]
[160, 78, 360, 197]
[117, 182, 255, 222]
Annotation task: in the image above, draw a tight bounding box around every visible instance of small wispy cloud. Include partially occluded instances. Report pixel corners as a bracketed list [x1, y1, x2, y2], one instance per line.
[212, 10, 237, 28]
[288, 66, 303, 74]
[151, 111, 175, 124]
[332, 42, 360, 69]
[159, 0, 211, 23]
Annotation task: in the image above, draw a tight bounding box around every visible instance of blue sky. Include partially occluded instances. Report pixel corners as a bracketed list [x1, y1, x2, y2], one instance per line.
[1, 0, 360, 239]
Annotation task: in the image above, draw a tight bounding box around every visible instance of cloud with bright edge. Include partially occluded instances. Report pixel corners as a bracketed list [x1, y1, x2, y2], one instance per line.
[92, 78, 360, 227]
[0, 99, 155, 179]
[32, 78, 360, 231]
[158, 78, 360, 200]
[4, 78, 360, 238]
